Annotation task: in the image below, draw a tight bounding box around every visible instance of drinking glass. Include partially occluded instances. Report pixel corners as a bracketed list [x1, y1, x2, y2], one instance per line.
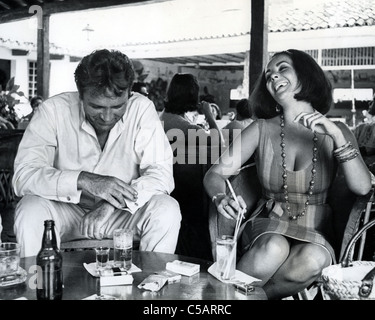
[95, 246, 110, 271]
[216, 235, 236, 281]
[113, 229, 133, 270]
[0, 242, 21, 281]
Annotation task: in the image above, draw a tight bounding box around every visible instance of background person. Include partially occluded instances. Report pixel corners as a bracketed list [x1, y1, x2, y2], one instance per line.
[12, 49, 181, 257]
[160, 73, 222, 146]
[222, 98, 254, 147]
[204, 49, 371, 300]
[353, 93, 375, 161]
[18, 95, 43, 129]
[132, 82, 149, 97]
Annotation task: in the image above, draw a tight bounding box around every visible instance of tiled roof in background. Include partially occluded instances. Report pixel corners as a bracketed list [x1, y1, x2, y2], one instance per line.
[269, 0, 375, 32]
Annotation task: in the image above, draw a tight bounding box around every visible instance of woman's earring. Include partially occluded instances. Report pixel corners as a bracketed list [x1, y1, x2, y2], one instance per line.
[275, 104, 281, 113]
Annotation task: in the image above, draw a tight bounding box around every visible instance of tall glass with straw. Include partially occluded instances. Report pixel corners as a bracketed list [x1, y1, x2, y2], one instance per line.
[216, 179, 245, 281]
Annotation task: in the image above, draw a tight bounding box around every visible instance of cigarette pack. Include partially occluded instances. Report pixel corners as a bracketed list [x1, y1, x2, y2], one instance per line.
[99, 267, 128, 277]
[155, 270, 182, 283]
[233, 282, 255, 295]
[99, 274, 133, 286]
[166, 260, 200, 277]
[137, 274, 168, 292]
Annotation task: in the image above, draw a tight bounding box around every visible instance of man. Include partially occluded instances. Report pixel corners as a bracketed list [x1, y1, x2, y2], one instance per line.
[12, 49, 181, 257]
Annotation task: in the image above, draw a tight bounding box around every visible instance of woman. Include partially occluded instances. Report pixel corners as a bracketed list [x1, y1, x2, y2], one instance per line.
[160, 73, 222, 146]
[203, 49, 371, 299]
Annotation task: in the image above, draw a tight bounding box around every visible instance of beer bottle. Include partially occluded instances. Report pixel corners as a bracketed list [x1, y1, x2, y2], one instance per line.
[36, 220, 63, 300]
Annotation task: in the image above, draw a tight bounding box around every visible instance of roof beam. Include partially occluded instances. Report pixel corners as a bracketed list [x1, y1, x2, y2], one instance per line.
[0, 0, 164, 23]
[249, 0, 269, 92]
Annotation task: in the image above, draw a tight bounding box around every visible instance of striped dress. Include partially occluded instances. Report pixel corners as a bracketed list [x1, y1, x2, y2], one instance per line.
[238, 119, 338, 263]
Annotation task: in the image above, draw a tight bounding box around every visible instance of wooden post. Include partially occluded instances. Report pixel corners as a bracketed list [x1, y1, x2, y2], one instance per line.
[36, 14, 50, 99]
[249, 0, 269, 94]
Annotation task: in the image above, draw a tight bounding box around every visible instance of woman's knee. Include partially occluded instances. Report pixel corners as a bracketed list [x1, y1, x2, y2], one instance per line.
[287, 245, 331, 282]
[253, 233, 290, 258]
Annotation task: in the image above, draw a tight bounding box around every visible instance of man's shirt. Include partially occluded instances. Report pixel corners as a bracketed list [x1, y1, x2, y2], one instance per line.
[13, 91, 174, 213]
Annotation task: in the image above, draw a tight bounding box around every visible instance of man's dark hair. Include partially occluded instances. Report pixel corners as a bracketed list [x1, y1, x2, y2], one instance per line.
[30, 95, 43, 109]
[74, 49, 135, 98]
[164, 73, 200, 115]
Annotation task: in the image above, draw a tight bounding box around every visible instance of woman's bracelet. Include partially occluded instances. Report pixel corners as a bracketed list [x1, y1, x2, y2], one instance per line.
[337, 150, 360, 163]
[333, 142, 360, 163]
[333, 141, 352, 156]
[212, 192, 226, 203]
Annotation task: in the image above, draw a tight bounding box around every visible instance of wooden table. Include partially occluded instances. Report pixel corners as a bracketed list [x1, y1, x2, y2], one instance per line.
[0, 250, 267, 300]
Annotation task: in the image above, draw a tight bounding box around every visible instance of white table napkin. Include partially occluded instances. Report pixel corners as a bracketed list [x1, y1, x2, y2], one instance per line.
[208, 262, 261, 284]
[83, 260, 142, 277]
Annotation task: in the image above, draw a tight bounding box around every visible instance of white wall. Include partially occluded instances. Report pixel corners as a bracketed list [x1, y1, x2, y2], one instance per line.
[49, 57, 79, 97]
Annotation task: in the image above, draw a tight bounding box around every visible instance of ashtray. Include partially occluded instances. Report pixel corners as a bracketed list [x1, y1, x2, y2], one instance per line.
[0, 267, 27, 287]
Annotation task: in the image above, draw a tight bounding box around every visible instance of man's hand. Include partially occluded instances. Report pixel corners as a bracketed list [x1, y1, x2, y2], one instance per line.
[78, 171, 138, 209]
[80, 200, 114, 239]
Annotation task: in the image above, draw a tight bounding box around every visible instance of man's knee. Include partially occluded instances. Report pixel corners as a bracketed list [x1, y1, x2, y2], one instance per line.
[14, 195, 53, 231]
[148, 194, 181, 226]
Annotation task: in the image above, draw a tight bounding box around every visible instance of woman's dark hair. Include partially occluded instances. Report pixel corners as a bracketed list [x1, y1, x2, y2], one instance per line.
[249, 49, 333, 119]
[236, 98, 252, 120]
[74, 49, 135, 98]
[164, 73, 200, 114]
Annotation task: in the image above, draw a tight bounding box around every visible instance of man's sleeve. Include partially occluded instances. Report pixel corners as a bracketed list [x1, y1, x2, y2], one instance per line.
[125, 102, 174, 213]
[12, 101, 82, 203]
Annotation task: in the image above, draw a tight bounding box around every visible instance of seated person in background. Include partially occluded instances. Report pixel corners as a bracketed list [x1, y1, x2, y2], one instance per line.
[132, 81, 149, 97]
[222, 98, 254, 147]
[18, 95, 43, 129]
[204, 49, 371, 300]
[210, 103, 222, 120]
[12, 49, 181, 257]
[199, 86, 215, 103]
[160, 73, 222, 147]
[353, 94, 375, 165]
[210, 102, 231, 131]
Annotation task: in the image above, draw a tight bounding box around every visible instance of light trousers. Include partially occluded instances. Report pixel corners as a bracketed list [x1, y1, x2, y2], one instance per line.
[14, 194, 181, 257]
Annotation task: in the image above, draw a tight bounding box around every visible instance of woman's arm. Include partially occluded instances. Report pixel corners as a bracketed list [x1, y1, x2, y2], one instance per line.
[203, 121, 260, 219]
[295, 112, 372, 195]
[332, 122, 372, 195]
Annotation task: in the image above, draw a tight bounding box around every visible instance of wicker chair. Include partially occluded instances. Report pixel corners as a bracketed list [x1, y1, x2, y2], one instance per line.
[208, 162, 375, 299]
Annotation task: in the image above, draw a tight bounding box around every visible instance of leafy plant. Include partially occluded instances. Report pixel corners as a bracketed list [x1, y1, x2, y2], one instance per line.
[0, 77, 25, 128]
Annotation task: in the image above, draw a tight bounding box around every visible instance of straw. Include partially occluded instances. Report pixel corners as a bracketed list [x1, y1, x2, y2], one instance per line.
[225, 179, 244, 241]
[222, 179, 245, 279]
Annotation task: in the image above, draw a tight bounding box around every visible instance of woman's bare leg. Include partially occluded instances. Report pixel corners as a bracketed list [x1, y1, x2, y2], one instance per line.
[262, 242, 331, 300]
[237, 233, 290, 286]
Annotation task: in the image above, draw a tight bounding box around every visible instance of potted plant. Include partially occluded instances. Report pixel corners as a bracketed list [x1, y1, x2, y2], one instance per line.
[0, 77, 25, 129]
[0, 77, 25, 207]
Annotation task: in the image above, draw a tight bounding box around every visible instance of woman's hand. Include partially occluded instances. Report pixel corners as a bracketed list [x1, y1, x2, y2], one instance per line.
[214, 194, 247, 220]
[294, 110, 342, 138]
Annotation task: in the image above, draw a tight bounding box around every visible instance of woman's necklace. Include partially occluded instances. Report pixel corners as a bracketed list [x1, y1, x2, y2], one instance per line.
[280, 114, 318, 220]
